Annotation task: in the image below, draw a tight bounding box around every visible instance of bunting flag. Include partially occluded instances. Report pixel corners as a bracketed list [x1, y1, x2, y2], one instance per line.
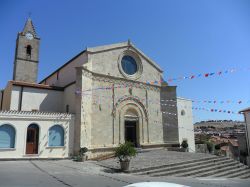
[192, 107, 239, 115]
[79, 91, 249, 106]
[161, 67, 247, 84]
[84, 93, 241, 115]
[76, 67, 250, 90]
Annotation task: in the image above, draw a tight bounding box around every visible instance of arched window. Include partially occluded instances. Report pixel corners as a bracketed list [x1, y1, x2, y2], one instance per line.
[0, 124, 15, 148]
[26, 45, 32, 56]
[48, 125, 64, 147]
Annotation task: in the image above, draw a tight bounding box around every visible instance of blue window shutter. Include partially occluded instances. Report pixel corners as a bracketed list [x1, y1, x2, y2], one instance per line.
[0, 125, 15, 148]
[48, 125, 64, 146]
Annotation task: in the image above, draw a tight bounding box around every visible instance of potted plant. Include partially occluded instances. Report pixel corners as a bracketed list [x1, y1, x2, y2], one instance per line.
[206, 141, 214, 154]
[181, 140, 189, 152]
[74, 147, 88, 162]
[115, 142, 137, 171]
[214, 144, 221, 156]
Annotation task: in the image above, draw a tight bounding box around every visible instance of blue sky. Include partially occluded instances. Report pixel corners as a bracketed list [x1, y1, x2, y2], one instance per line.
[0, 0, 249, 122]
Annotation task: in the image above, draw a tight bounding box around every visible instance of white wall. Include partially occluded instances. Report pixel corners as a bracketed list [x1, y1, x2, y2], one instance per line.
[0, 111, 74, 158]
[10, 86, 64, 112]
[177, 97, 195, 152]
[63, 84, 76, 113]
[245, 112, 250, 165]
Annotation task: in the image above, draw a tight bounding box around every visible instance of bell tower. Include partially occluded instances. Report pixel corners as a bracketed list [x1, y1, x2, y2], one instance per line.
[13, 18, 40, 83]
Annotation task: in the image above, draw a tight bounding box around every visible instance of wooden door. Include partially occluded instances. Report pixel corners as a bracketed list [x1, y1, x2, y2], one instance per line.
[125, 121, 137, 147]
[26, 125, 39, 154]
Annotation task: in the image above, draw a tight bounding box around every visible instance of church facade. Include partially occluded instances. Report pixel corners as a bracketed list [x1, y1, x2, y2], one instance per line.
[0, 19, 194, 159]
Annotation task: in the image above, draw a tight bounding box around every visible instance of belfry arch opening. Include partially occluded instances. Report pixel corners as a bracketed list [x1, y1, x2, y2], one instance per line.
[26, 45, 32, 56]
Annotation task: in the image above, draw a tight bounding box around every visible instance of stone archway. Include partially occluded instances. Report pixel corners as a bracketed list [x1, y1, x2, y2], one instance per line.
[113, 96, 149, 146]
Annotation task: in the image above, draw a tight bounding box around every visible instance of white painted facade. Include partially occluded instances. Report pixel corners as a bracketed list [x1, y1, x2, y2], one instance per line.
[177, 97, 195, 152]
[240, 109, 250, 166]
[10, 86, 64, 112]
[0, 111, 74, 159]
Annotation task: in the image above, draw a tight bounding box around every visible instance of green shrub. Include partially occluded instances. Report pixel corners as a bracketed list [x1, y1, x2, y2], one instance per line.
[215, 144, 221, 150]
[181, 140, 188, 149]
[115, 142, 137, 162]
[206, 141, 213, 153]
[79, 147, 88, 156]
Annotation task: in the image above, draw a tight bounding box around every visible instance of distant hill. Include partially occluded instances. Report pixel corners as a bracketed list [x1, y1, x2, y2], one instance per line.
[194, 120, 245, 128]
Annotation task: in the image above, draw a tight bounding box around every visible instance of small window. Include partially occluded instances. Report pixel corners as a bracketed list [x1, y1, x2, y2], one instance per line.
[181, 110, 185, 116]
[0, 124, 15, 148]
[48, 125, 64, 147]
[66, 105, 69, 113]
[26, 45, 32, 56]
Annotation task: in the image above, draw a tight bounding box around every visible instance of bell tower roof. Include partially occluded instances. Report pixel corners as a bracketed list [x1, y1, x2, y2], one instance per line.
[22, 18, 38, 37]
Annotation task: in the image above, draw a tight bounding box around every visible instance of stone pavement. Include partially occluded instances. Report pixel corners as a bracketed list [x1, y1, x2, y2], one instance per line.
[98, 148, 216, 171]
[0, 160, 250, 187]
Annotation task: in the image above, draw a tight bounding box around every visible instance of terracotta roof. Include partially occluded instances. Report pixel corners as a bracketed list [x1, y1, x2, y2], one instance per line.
[221, 146, 229, 151]
[9, 80, 64, 91]
[239, 107, 250, 113]
[229, 139, 239, 147]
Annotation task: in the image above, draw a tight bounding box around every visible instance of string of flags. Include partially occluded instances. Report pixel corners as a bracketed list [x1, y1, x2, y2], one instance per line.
[163, 68, 239, 83]
[192, 100, 250, 104]
[145, 67, 249, 85]
[76, 67, 250, 93]
[78, 90, 249, 105]
[85, 93, 241, 115]
[192, 107, 239, 115]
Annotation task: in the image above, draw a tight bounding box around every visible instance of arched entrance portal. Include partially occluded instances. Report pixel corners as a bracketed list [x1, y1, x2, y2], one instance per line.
[26, 124, 39, 154]
[113, 96, 149, 146]
[124, 108, 139, 147]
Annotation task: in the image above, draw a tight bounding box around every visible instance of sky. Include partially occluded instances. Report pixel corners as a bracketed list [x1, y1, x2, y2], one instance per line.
[0, 0, 249, 122]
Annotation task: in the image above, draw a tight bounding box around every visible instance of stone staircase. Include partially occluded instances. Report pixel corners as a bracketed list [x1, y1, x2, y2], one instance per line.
[131, 156, 250, 179]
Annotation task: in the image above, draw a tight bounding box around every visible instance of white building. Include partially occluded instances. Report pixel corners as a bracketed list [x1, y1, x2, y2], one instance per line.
[239, 107, 250, 166]
[0, 19, 194, 159]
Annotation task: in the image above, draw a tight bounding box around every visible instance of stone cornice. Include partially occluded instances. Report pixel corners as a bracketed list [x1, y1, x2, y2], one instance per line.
[0, 110, 74, 121]
[78, 67, 161, 92]
[16, 57, 38, 63]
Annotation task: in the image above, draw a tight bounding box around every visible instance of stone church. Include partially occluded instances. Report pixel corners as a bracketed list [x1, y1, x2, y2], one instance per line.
[0, 19, 195, 159]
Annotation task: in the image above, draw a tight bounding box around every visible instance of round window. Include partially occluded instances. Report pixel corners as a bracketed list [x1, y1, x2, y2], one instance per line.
[121, 55, 138, 75]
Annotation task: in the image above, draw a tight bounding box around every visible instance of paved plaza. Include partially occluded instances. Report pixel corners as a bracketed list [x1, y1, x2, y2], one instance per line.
[0, 160, 250, 187]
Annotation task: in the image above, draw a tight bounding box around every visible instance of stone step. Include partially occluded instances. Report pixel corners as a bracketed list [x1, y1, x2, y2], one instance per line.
[226, 168, 250, 178]
[146, 157, 232, 177]
[172, 160, 243, 177]
[191, 163, 247, 178]
[131, 156, 218, 173]
[240, 172, 250, 179]
[210, 166, 250, 178]
[137, 156, 229, 175]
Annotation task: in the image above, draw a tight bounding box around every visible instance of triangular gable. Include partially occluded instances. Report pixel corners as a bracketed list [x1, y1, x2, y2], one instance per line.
[86, 40, 163, 73]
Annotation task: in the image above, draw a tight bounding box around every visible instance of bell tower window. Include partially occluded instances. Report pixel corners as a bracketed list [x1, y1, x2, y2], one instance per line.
[26, 45, 32, 57]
